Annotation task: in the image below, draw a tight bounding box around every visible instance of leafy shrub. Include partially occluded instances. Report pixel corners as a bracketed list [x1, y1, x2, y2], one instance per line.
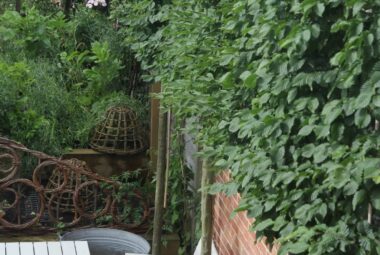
[0, 8, 146, 161]
[115, 1, 380, 254]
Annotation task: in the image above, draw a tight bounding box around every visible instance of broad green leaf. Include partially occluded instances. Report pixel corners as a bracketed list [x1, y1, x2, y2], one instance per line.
[288, 242, 309, 254]
[353, 189, 366, 210]
[353, 2, 365, 16]
[354, 109, 371, 128]
[219, 72, 234, 89]
[372, 95, 380, 107]
[240, 71, 257, 88]
[298, 125, 314, 136]
[302, 29, 311, 42]
[322, 100, 342, 124]
[314, 125, 330, 138]
[371, 188, 380, 210]
[313, 143, 328, 163]
[315, 3, 325, 17]
[355, 93, 372, 109]
[295, 204, 311, 219]
[343, 181, 358, 196]
[220, 55, 234, 66]
[308, 98, 319, 112]
[318, 203, 327, 218]
[287, 89, 297, 103]
[229, 117, 240, 133]
[302, 144, 315, 158]
[253, 219, 274, 231]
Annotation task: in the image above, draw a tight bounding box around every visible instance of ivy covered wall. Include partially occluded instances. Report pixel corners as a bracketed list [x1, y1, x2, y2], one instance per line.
[112, 1, 380, 254]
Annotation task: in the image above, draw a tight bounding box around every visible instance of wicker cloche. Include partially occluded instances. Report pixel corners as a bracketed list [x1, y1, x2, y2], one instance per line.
[45, 159, 96, 216]
[90, 106, 147, 155]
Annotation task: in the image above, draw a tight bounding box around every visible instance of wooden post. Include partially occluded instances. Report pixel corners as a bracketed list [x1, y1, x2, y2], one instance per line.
[201, 160, 214, 255]
[152, 110, 168, 255]
[150, 83, 161, 173]
[15, 0, 21, 12]
[64, 0, 72, 18]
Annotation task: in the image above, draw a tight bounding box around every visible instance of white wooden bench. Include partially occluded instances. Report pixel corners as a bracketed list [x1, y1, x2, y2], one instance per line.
[0, 241, 90, 255]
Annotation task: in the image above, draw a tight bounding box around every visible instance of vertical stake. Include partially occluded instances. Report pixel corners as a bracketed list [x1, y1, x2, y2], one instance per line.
[163, 109, 171, 208]
[152, 108, 168, 255]
[201, 160, 214, 255]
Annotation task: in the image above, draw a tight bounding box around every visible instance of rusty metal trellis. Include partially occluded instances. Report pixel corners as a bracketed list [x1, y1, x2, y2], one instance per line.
[0, 137, 150, 233]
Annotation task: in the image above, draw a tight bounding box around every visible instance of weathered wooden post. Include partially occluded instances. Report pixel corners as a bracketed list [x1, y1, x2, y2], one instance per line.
[201, 160, 214, 255]
[152, 108, 168, 255]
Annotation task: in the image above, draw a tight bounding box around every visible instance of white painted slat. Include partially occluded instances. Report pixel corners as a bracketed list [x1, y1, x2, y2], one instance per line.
[6, 243, 20, 255]
[47, 242, 62, 255]
[0, 243, 5, 255]
[33, 242, 48, 255]
[74, 241, 90, 255]
[19, 243, 34, 255]
[61, 241, 76, 255]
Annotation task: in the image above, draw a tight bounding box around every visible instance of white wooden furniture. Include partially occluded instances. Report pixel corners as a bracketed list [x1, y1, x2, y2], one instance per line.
[0, 241, 90, 255]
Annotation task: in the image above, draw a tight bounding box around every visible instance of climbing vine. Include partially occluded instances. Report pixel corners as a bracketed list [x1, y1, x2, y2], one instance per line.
[114, 0, 380, 254]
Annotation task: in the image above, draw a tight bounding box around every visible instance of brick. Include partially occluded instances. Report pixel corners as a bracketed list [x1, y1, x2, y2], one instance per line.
[213, 172, 279, 255]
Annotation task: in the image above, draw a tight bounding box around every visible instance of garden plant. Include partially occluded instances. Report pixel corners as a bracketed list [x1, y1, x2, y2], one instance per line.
[3, 0, 380, 255]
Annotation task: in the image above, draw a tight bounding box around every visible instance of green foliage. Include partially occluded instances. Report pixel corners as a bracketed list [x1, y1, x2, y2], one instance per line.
[0, 8, 146, 164]
[97, 170, 153, 226]
[162, 133, 198, 254]
[115, 0, 380, 254]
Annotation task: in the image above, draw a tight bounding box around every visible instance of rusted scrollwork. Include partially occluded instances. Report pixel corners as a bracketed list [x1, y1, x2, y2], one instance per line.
[0, 137, 150, 233]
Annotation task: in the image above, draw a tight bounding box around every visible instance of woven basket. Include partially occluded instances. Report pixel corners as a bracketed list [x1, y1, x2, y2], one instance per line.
[90, 106, 147, 155]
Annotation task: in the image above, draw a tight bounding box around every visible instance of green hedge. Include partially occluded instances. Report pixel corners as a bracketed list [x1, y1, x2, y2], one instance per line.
[114, 0, 380, 254]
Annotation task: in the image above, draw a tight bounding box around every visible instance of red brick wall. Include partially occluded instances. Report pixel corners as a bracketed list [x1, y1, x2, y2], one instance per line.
[213, 171, 278, 255]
